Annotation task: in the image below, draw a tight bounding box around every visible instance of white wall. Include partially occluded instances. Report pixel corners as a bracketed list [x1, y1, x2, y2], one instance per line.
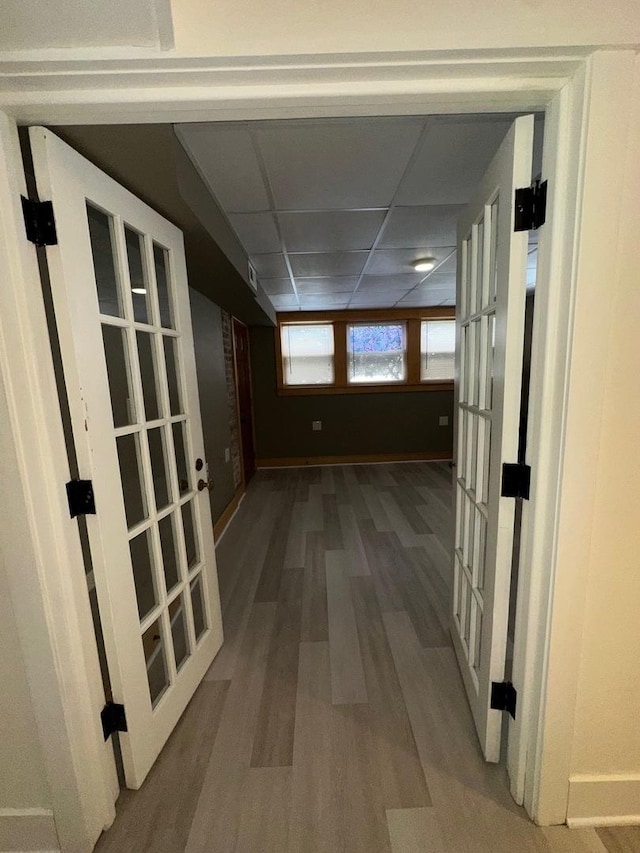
[170, 0, 640, 56]
[565, 55, 640, 825]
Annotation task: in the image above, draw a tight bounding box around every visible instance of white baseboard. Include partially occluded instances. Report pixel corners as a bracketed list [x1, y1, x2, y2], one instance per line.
[567, 774, 640, 827]
[0, 809, 59, 852]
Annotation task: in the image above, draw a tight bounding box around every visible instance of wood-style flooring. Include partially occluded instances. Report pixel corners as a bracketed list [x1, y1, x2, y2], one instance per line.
[96, 462, 639, 853]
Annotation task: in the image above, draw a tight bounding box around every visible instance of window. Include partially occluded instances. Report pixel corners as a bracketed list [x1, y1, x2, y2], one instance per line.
[276, 310, 454, 394]
[347, 323, 406, 383]
[281, 322, 334, 386]
[420, 319, 456, 381]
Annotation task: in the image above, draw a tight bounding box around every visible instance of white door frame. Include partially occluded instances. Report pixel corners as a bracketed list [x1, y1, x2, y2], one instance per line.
[0, 47, 635, 850]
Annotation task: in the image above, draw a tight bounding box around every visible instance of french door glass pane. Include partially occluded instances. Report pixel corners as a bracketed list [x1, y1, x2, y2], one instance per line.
[117, 433, 147, 528]
[125, 226, 151, 324]
[137, 332, 160, 421]
[102, 324, 135, 427]
[148, 427, 171, 511]
[475, 218, 484, 315]
[129, 530, 158, 621]
[164, 337, 183, 415]
[181, 501, 199, 569]
[158, 513, 180, 593]
[143, 618, 169, 707]
[87, 205, 122, 317]
[169, 595, 190, 671]
[190, 573, 207, 641]
[154, 245, 174, 329]
[489, 198, 500, 303]
[172, 422, 190, 495]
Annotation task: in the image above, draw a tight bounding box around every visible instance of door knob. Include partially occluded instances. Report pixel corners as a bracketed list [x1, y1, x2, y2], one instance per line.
[197, 478, 214, 493]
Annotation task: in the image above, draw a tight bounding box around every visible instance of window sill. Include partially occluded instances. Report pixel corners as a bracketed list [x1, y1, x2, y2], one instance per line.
[277, 381, 454, 397]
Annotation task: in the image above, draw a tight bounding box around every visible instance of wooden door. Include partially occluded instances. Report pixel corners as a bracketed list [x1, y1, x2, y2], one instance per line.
[30, 127, 224, 789]
[232, 319, 256, 485]
[451, 115, 534, 762]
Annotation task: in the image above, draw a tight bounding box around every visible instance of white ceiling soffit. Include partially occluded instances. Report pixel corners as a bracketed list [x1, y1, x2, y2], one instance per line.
[0, 0, 174, 54]
[176, 115, 528, 313]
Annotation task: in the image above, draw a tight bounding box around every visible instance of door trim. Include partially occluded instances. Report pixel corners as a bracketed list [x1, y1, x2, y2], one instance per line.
[0, 48, 634, 848]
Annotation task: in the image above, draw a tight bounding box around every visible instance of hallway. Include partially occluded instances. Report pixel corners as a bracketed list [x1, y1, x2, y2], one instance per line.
[95, 463, 637, 853]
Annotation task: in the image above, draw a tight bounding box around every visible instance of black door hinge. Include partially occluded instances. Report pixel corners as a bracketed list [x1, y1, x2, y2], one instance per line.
[66, 479, 96, 518]
[501, 462, 531, 500]
[101, 702, 127, 741]
[514, 179, 547, 231]
[21, 196, 57, 247]
[491, 681, 517, 719]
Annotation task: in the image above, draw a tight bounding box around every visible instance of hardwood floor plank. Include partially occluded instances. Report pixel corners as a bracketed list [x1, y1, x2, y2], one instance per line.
[351, 576, 432, 809]
[338, 503, 371, 576]
[95, 680, 229, 853]
[185, 602, 277, 853]
[326, 549, 368, 704]
[598, 826, 640, 852]
[320, 465, 335, 494]
[542, 826, 608, 852]
[358, 519, 406, 612]
[301, 531, 329, 642]
[305, 483, 325, 532]
[235, 767, 291, 853]
[288, 641, 340, 853]
[383, 611, 554, 853]
[251, 568, 304, 767]
[361, 482, 394, 532]
[386, 807, 446, 853]
[254, 489, 297, 602]
[323, 492, 344, 549]
[284, 501, 308, 569]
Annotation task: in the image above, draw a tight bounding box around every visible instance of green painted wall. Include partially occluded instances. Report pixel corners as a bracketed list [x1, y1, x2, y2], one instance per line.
[249, 326, 454, 461]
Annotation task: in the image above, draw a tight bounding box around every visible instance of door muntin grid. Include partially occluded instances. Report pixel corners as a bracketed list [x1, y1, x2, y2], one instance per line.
[454, 197, 498, 690]
[87, 202, 212, 710]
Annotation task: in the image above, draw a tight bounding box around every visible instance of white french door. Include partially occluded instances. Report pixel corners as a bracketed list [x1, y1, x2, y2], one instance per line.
[30, 127, 223, 789]
[451, 115, 533, 762]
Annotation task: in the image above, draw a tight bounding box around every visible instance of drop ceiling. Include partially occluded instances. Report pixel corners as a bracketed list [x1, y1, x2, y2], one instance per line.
[176, 115, 537, 313]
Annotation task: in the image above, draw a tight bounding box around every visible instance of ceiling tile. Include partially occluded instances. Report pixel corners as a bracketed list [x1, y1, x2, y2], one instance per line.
[397, 285, 455, 306]
[349, 293, 408, 308]
[418, 272, 456, 290]
[269, 294, 300, 310]
[396, 117, 513, 205]
[299, 294, 351, 310]
[366, 247, 454, 276]
[295, 278, 358, 295]
[279, 210, 386, 252]
[229, 212, 280, 254]
[379, 205, 465, 249]
[434, 252, 457, 275]
[290, 251, 368, 278]
[261, 277, 295, 295]
[257, 118, 424, 209]
[358, 273, 423, 291]
[252, 253, 288, 278]
[177, 125, 270, 212]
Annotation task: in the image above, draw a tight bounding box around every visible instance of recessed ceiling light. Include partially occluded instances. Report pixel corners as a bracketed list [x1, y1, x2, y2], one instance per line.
[412, 258, 435, 273]
[132, 287, 147, 295]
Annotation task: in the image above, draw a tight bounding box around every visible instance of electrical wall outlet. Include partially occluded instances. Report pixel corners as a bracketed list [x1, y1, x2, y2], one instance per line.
[312, 420, 322, 431]
[224, 447, 231, 463]
[439, 415, 449, 426]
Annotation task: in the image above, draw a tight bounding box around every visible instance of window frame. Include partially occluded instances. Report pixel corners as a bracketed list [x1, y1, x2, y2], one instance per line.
[275, 307, 455, 396]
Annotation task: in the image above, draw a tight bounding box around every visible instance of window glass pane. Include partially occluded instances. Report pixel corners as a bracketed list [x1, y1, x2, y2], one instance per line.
[125, 226, 150, 324]
[281, 324, 334, 386]
[102, 324, 135, 427]
[129, 530, 158, 621]
[181, 500, 199, 569]
[164, 336, 183, 414]
[148, 427, 171, 511]
[87, 205, 122, 317]
[154, 245, 174, 329]
[421, 320, 456, 381]
[142, 618, 169, 707]
[190, 572, 207, 641]
[158, 512, 180, 593]
[173, 422, 190, 495]
[347, 323, 406, 384]
[169, 594, 190, 671]
[116, 433, 147, 528]
[137, 332, 160, 421]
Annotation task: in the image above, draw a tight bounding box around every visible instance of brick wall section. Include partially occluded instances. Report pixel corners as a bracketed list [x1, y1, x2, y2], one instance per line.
[222, 311, 242, 488]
